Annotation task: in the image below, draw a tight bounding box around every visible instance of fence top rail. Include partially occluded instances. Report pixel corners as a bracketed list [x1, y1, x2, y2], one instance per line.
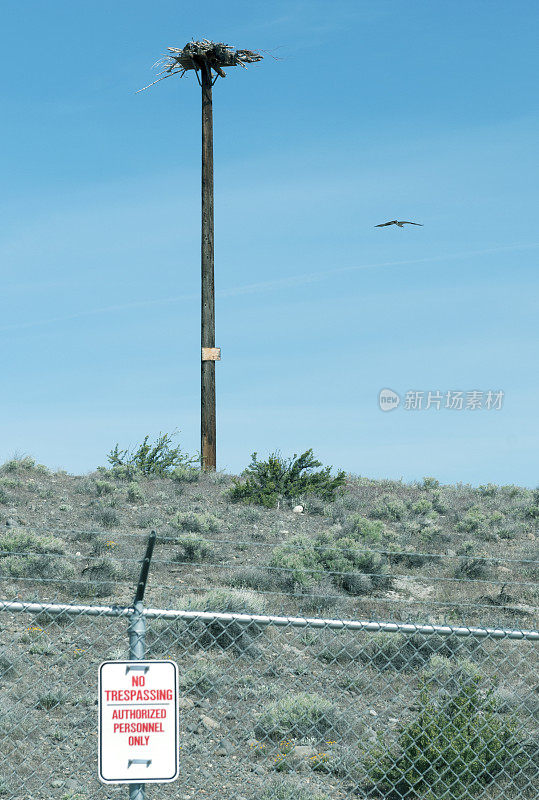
[1, 598, 538, 641]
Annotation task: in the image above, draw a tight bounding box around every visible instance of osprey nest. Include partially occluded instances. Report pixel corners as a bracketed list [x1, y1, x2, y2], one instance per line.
[139, 40, 263, 91]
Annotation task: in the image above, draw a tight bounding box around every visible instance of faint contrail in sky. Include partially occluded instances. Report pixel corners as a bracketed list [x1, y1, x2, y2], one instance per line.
[1, 241, 538, 334]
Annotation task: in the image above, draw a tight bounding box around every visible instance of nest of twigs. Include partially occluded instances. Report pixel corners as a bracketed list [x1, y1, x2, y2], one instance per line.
[138, 39, 263, 91]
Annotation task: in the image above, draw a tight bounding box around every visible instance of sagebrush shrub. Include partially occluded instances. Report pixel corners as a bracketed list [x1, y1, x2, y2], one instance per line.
[177, 660, 222, 695]
[259, 779, 331, 800]
[0, 531, 73, 581]
[0, 456, 48, 475]
[421, 654, 481, 696]
[228, 449, 346, 508]
[369, 495, 407, 521]
[173, 534, 213, 563]
[342, 515, 385, 543]
[0, 530, 65, 555]
[91, 505, 119, 529]
[358, 632, 473, 672]
[315, 532, 391, 594]
[176, 589, 267, 655]
[126, 482, 143, 503]
[255, 692, 341, 740]
[411, 499, 432, 515]
[78, 557, 124, 598]
[0, 555, 74, 581]
[229, 566, 280, 593]
[478, 483, 498, 497]
[270, 531, 392, 594]
[454, 556, 489, 579]
[95, 480, 115, 497]
[457, 505, 487, 533]
[170, 465, 200, 483]
[36, 692, 66, 710]
[270, 535, 322, 590]
[0, 651, 17, 679]
[170, 511, 220, 533]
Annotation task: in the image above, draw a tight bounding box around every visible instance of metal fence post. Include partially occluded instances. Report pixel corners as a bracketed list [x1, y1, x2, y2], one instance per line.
[127, 531, 156, 800]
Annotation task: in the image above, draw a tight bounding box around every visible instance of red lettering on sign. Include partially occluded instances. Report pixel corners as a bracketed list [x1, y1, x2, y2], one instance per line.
[128, 736, 150, 747]
[132, 675, 145, 687]
[105, 688, 172, 702]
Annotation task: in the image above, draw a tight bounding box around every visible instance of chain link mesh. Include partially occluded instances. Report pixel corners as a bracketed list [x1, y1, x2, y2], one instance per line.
[0, 597, 537, 800]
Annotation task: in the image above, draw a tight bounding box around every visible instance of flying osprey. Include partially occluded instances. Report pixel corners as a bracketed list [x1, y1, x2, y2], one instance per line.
[375, 220, 423, 227]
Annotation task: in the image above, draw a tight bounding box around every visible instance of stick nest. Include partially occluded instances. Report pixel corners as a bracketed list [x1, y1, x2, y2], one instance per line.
[139, 39, 263, 91]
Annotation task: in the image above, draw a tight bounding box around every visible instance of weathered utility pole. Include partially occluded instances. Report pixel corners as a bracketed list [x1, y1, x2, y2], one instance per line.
[139, 40, 263, 471]
[200, 59, 216, 471]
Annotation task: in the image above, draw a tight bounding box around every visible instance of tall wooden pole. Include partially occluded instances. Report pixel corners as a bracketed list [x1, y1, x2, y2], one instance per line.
[200, 60, 216, 471]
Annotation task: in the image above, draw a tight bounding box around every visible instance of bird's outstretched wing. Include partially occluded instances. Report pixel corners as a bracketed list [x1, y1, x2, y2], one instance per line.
[400, 221, 423, 226]
[375, 221, 397, 227]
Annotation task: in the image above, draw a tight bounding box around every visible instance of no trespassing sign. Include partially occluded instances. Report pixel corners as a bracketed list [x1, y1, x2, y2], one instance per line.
[98, 660, 179, 784]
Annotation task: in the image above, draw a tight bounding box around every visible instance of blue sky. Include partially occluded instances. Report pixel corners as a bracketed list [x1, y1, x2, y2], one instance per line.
[1, 1, 538, 485]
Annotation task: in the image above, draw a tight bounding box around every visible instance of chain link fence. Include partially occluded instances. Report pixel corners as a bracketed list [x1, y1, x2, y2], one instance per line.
[0, 593, 537, 800]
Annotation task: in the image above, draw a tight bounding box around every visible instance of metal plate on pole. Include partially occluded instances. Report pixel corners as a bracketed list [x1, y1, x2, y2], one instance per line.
[201, 347, 221, 361]
[98, 660, 179, 784]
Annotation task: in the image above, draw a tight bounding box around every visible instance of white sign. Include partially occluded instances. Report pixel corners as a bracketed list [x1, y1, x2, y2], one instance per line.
[98, 660, 179, 784]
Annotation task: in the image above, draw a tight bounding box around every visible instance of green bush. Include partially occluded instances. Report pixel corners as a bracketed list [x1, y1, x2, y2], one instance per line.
[315, 532, 391, 594]
[303, 496, 326, 515]
[411, 499, 432, 515]
[270, 530, 392, 594]
[259, 779, 330, 800]
[270, 535, 321, 590]
[91, 505, 119, 529]
[235, 505, 264, 523]
[366, 671, 525, 799]
[369, 495, 407, 521]
[177, 660, 222, 695]
[255, 692, 341, 740]
[0, 555, 74, 581]
[136, 511, 157, 529]
[421, 476, 440, 490]
[457, 505, 487, 533]
[500, 484, 522, 499]
[0, 531, 73, 583]
[0, 651, 17, 679]
[170, 465, 200, 483]
[523, 501, 539, 519]
[342, 515, 385, 543]
[173, 534, 213, 563]
[126, 482, 143, 503]
[229, 566, 282, 593]
[95, 480, 115, 497]
[0, 456, 49, 475]
[36, 692, 66, 710]
[178, 589, 266, 655]
[357, 632, 473, 672]
[453, 542, 489, 578]
[0, 530, 65, 555]
[430, 490, 449, 514]
[170, 511, 220, 533]
[78, 557, 124, 598]
[107, 431, 198, 477]
[0, 530, 73, 582]
[228, 449, 346, 508]
[478, 483, 498, 497]
[454, 557, 489, 579]
[421, 654, 482, 696]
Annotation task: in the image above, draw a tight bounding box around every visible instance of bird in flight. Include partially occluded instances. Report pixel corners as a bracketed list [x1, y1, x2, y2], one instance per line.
[375, 220, 423, 227]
